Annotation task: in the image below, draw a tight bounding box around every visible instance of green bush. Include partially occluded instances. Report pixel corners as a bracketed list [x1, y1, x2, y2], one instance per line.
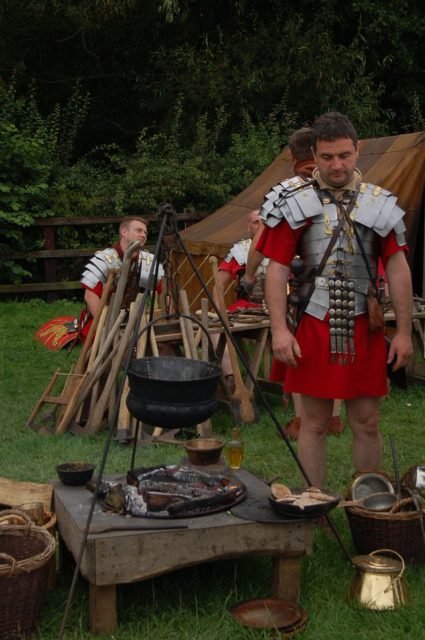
[1, 84, 291, 285]
[0, 79, 89, 283]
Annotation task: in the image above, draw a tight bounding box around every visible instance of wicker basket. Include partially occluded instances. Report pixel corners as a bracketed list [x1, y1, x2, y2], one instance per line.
[400, 462, 425, 493]
[0, 510, 56, 638]
[345, 500, 425, 565]
[41, 510, 57, 590]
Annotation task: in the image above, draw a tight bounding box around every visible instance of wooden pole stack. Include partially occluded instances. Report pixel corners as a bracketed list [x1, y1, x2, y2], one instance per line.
[27, 241, 156, 436]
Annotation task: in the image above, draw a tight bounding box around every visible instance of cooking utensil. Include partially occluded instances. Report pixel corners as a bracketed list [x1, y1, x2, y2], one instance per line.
[389, 434, 402, 500]
[340, 491, 397, 512]
[350, 549, 409, 609]
[268, 488, 340, 518]
[350, 472, 394, 501]
[127, 356, 221, 428]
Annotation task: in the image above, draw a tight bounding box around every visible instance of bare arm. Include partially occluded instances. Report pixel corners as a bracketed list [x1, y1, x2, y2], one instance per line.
[266, 260, 301, 367]
[245, 226, 264, 284]
[84, 288, 101, 318]
[212, 269, 232, 311]
[385, 250, 413, 370]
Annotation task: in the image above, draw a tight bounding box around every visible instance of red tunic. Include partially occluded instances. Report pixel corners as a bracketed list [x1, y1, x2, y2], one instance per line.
[258, 220, 406, 399]
[219, 256, 262, 312]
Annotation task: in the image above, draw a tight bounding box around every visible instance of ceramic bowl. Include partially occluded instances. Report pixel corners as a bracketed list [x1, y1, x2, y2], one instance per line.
[184, 438, 224, 465]
[56, 462, 95, 486]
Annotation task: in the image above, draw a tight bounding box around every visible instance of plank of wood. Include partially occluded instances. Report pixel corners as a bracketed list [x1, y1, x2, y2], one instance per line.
[0, 476, 53, 511]
[0, 281, 81, 293]
[89, 584, 117, 635]
[210, 256, 256, 423]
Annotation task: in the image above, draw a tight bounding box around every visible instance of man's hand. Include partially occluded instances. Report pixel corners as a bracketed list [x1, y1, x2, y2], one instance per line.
[235, 274, 255, 300]
[272, 327, 302, 368]
[387, 333, 413, 371]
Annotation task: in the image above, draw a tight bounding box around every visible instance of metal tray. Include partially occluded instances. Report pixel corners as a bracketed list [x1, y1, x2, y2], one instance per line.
[97, 467, 247, 519]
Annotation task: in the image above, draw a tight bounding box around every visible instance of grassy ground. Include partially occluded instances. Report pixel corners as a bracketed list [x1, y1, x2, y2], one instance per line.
[1, 299, 425, 639]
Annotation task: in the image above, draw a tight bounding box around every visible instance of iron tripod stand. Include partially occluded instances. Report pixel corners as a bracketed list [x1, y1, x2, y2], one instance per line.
[58, 202, 352, 638]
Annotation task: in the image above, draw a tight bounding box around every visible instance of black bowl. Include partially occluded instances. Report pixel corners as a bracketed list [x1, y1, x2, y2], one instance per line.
[56, 462, 95, 486]
[269, 487, 340, 519]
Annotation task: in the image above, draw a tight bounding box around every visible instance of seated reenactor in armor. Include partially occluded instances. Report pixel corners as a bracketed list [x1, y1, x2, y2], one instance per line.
[79, 216, 164, 342]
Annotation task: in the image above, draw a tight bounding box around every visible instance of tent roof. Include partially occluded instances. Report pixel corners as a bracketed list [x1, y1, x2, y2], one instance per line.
[180, 131, 425, 258]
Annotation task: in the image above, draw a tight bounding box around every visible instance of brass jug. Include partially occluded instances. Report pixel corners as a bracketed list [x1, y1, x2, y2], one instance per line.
[350, 549, 409, 610]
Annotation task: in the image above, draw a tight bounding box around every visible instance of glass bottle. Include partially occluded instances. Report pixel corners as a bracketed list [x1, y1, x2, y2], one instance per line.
[226, 427, 244, 469]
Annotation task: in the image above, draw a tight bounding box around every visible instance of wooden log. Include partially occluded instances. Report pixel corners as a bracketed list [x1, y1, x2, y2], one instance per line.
[210, 256, 256, 423]
[84, 294, 143, 434]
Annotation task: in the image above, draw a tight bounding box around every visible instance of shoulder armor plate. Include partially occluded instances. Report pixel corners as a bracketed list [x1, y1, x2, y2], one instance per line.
[260, 180, 322, 229]
[225, 239, 251, 267]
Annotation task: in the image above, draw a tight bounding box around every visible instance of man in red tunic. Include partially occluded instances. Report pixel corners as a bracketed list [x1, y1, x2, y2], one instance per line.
[246, 127, 344, 438]
[257, 112, 413, 488]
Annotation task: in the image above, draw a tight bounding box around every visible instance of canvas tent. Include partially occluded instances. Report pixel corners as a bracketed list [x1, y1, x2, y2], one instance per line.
[173, 131, 425, 307]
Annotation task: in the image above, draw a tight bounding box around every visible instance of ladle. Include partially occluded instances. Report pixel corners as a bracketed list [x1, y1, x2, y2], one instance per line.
[339, 491, 397, 512]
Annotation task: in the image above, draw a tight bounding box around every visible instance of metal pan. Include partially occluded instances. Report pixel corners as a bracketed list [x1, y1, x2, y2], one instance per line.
[350, 473, 394, 501]
[268, 488, 340, 518]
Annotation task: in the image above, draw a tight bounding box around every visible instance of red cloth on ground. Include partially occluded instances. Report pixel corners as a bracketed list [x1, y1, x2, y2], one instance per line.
[227, 299, 261, 312]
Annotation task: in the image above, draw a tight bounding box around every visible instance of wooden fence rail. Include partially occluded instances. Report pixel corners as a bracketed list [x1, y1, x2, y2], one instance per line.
[1, 211, 205, 299]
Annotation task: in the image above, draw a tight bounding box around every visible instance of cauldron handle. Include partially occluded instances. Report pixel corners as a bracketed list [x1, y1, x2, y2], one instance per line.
[136, 313, 220, 364]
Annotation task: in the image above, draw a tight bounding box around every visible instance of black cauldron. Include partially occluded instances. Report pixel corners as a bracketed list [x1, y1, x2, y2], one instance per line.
[126, 357, 222, 428]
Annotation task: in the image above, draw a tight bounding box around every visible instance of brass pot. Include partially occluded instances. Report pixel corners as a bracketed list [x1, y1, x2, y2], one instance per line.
[350, 549, 409, 610]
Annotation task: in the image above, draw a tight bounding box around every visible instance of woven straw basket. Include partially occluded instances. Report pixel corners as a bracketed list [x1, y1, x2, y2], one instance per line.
[346, 468, 425, 565]
[0, 510, 56, 638]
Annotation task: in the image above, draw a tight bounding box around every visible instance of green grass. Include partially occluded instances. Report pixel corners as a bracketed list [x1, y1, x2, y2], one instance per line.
[1, 299, 425, 639]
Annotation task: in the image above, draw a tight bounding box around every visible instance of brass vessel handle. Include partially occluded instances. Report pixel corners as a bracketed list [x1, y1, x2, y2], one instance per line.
[370, 548, 405, 590]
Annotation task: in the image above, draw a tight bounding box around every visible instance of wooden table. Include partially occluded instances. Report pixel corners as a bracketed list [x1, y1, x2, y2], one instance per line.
[53, 468, 314, 634]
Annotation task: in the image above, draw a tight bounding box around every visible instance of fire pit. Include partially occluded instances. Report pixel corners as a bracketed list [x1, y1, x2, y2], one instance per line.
[90, 464, 246, 518]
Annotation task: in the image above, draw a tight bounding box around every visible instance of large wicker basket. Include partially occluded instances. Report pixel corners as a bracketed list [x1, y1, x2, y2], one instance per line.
[0, 510, 56, 638]
[345, 499, 425, 565]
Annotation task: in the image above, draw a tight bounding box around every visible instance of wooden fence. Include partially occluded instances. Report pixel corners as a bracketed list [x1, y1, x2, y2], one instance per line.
[0, 211, 205, 300]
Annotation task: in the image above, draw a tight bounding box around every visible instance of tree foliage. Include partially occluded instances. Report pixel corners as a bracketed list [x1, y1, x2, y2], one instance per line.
[0, 0, 424, 286]
[0, 0, 423, 152]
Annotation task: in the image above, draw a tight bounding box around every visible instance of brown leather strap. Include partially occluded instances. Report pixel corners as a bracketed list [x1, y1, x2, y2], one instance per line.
[326, 190, 378, 294]
[295, 189, 360, 323]
[295, 215, 346, 323]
